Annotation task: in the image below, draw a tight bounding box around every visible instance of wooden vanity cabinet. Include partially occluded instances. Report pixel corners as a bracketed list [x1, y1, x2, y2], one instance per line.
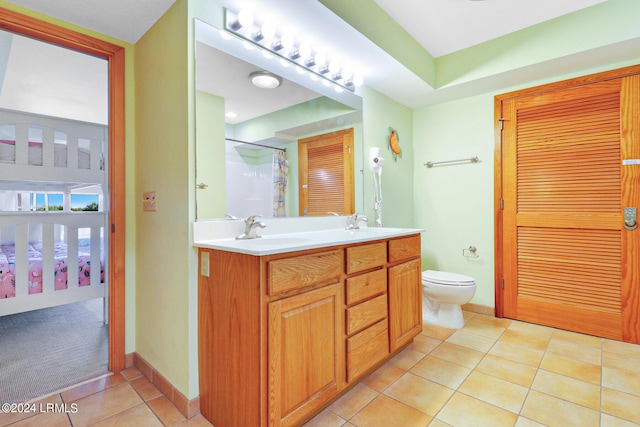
[267, 249, 345, 427]
[389, 236, 423, 351]
[344, 243, 389, 382]
[198, 233, 422, 427]
[269, 283, 344, 427]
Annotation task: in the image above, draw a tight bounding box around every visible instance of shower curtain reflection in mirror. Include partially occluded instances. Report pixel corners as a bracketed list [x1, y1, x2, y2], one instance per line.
[225, 140, 289, 218]
[272, 150, 289, 217]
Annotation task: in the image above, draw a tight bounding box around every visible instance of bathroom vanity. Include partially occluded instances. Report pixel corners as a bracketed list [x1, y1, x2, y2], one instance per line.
[194, 224, 422, 427]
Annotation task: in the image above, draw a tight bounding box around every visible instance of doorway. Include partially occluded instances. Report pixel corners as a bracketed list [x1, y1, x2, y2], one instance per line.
[495, 65, 640, 343]
[0, 9, 126, 372]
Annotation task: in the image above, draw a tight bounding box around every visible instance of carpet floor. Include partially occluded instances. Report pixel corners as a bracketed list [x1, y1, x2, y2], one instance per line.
[0, 298, 108, 403]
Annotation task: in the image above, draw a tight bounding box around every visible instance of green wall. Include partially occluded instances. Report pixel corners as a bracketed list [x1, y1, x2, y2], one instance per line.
[362, 86, 414, 228]
[413, 95, 495, 307]
[134, 0, 194, 398]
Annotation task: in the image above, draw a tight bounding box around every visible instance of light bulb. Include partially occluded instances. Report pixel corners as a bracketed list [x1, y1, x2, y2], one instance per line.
[341, 67, 353, 81]
[334, 85, 344, 93]
[229, 9, 254, 30]
[298, 44, 311, 59]
[280, 33, 294, 50]
[314, 52, 327, 67]
[261, 22, 275, 40]
[296, 66, 305, 74]
[328, 60, 340, 74]
[237, 10, 253, 28]
[353, 74, 364, 87]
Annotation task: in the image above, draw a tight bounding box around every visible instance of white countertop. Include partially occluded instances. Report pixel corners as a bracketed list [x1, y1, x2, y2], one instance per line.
[193, 227, 423, 256]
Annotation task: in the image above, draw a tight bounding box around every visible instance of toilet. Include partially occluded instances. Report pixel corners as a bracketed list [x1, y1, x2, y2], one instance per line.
[422, 270, 476, 329]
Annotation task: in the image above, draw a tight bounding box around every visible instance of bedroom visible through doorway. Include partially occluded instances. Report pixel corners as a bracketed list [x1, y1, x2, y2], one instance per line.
[0, 27, 110, 402]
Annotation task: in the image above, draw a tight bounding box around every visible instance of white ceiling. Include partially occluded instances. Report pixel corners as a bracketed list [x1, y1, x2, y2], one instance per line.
[3, 0, 618, 111]
[6, 0, 176, 44]
[374, 0, 608, 58]
[7, 0, 607, 54]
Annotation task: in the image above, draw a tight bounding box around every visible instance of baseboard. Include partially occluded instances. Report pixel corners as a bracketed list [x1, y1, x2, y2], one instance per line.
[125, 352, 200, 419]
[462, 302, 495, 316]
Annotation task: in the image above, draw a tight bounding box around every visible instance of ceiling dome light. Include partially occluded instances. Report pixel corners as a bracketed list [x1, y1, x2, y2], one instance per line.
[249, 71, 282, 89]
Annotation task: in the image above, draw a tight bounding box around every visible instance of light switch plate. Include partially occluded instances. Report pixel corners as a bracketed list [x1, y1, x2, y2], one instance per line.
[201, 252, 210, 277]
[143, 191, 156, 212]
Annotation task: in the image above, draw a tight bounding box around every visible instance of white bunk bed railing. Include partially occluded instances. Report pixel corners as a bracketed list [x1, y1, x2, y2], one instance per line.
[0, 109, 105, 184]
[0, 212, 107, 317]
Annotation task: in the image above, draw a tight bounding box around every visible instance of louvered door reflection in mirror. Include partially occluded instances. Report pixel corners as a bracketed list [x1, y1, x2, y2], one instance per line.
[298, 128, 354, 216]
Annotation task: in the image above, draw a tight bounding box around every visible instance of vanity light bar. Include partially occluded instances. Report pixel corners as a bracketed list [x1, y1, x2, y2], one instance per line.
[224, 8, 363, 92]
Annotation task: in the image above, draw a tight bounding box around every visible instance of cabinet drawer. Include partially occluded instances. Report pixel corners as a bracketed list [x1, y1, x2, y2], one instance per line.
[346, 319, 389, 382]
[346, 294, 387, 335]
[268, 249, 343, 296]
[346, 242, 386, 274]
[345, 269, 387, 305]
[388, 235, 421, 263]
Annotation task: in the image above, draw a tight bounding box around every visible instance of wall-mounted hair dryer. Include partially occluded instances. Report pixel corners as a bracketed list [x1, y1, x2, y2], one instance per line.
[370, 147, 384, 173]
[370, 147, 383, 227]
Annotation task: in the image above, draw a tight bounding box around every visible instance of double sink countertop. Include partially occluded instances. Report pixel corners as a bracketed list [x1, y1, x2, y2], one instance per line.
[193, 216, 423, 256]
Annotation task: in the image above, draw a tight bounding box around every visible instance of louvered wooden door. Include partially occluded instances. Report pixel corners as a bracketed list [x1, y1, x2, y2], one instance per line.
[501, 75, 640, 342]
[298, 129, 354, 216]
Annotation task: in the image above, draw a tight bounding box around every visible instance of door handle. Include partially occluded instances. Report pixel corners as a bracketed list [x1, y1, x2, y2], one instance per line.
[624, 207, 637, 231]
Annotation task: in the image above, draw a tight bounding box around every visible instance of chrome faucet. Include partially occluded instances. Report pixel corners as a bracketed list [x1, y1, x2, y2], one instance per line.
[236, 215, 267, 240]
[346, 213, 368, 230]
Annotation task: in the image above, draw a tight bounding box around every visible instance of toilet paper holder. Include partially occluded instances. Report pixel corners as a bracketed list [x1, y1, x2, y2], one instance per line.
[463, 245, 479, 258]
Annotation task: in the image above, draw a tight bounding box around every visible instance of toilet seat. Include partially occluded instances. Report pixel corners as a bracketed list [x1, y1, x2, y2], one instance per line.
[422, 270, 475, 286]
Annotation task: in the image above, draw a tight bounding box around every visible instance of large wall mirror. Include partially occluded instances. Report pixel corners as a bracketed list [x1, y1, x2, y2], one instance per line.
[195, 19, 364, 220]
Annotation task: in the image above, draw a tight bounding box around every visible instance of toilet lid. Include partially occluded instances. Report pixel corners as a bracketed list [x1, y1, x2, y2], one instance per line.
[422, 270, 475, 286]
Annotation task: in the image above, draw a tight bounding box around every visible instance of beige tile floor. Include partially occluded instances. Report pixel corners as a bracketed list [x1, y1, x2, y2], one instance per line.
[1, 311, 639, 426]
[305, 312, 640, 427]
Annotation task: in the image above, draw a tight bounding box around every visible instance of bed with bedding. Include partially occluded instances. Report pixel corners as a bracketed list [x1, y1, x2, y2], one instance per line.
[0, 108, 108, 317]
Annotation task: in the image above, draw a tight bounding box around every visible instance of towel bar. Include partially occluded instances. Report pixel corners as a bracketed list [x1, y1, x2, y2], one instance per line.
[424, 156, 479, 168]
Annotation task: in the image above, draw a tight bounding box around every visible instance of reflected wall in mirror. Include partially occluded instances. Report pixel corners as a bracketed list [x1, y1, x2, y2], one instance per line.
[195, 19, 363, 220]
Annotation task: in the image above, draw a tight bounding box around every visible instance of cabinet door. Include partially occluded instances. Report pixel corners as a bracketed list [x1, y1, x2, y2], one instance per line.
[388, 259, 422, 352]
[268, 284, 344, 427]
